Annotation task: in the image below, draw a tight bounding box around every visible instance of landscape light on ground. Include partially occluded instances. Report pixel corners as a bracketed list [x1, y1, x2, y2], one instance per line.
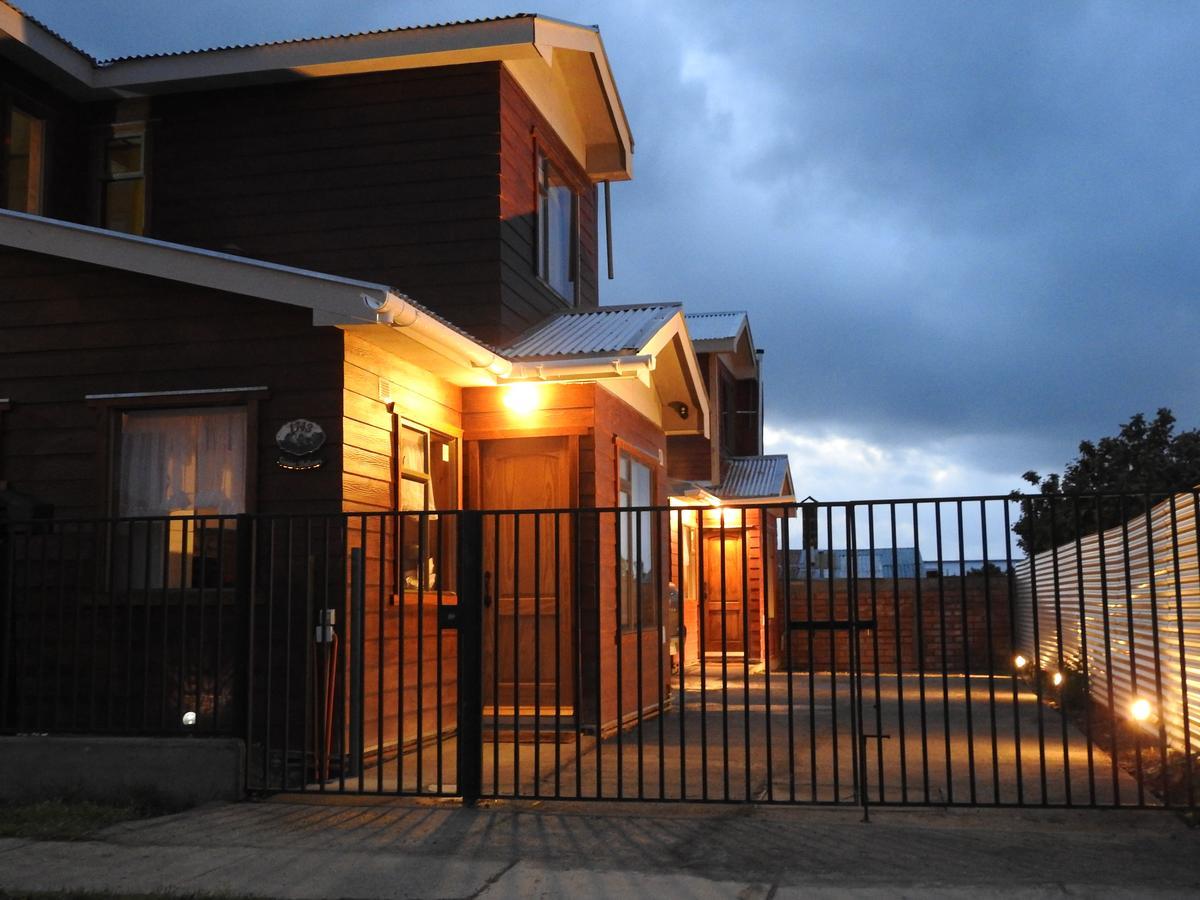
[182, 711, 197, 726]
[502, 383, 539, 415]
[1130, 698, 1152, 721]
[1014, 654, 1028, 669]
[1052, 672, 1064, 686]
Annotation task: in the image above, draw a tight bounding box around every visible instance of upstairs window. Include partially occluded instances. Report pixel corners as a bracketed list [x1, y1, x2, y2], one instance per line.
[103, 124, 146, 235]
[536, 151, 578, 303]
[4, 106, 45, 214]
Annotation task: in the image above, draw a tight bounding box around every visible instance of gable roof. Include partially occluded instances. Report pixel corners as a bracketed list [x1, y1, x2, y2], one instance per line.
[0, 3, 632, 181]
[685, 310, 748, 344]
[503, 303, 681, 360]
[713, 455, 794, 503]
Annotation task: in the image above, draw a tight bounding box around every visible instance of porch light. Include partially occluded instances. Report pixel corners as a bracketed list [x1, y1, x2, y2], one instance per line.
[1014, 654, 1028, 670]
[182, 710, 197, 726]
[1130, 698, 1152, 722]
[502, 383, 540, 415]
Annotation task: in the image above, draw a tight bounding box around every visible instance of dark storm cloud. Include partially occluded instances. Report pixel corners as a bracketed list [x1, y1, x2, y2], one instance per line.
[18, 0, 1200, 485]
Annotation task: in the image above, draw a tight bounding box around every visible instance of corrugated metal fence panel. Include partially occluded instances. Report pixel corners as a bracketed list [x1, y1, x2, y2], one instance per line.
[1014, 492, 1200, 754]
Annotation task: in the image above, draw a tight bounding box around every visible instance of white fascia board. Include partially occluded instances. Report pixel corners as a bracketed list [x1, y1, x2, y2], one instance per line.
[0, 209, 385, 324]
[0, 3, 98, 97]
[0, 210, 510, 380]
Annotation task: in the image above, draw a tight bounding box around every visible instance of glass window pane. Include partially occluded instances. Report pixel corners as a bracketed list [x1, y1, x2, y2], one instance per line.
[5, 108, 43, 214]
[104, 179, 145, 235]
[400, 426, 427, 473]
[400, 477, 426, 511]
[107, 136, 143, 177]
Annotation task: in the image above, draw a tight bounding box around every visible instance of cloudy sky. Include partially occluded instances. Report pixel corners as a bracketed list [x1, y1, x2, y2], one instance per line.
[20, 1, 1200, 503]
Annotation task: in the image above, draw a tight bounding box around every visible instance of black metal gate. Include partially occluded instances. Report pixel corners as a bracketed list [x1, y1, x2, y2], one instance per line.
[2, 493, 1196, 811]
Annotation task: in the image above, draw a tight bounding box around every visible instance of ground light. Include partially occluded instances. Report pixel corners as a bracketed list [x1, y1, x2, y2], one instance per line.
[182, 711, 197, 726]
[1052, 671, 1064, 686]
[1014, 654, 1028, 670]
[1130, 698, 1152, 722]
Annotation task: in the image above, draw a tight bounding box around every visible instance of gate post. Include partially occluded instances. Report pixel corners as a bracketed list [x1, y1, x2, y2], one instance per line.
[456, 511, 484, 805]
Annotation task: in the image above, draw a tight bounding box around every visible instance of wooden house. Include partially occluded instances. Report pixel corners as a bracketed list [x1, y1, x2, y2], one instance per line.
[0, 4, 792, 758]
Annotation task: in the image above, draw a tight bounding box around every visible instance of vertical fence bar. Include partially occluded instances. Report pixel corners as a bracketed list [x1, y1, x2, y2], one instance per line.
[782, 512, 796, 803]
[634, 506, 644, 800]
[534, 511, 543, 799]
[1071, 496, 1096, 806]
[1118, 496, 1145, 805]
[956, 501, 976, 805]
[656, 508, 666, 801]
[1047, 499, 1072, 805]
[933, 503, 952, 804]
[826, 504, 840, 802]
[554, 511, 562, 799]
[1143, 495, 1170, 805]
[676, 508, 687, 802]
[698, 509, 709, 801]
[866, 504, 884, 802]
[1096, 496, 1120, 804]
[805, 507, 817, 801]
[378, 514, 387, 795]
[741, 508, 752, 802]
[512, 513, 521, 797]
[456, 510, 484, 807]
[912, 502, 930, 803]
[720, 513, 730, 801]
[980, 501, 1000, 804]
[1178, 494, 1198, 808]
[762, 506, 774, 803]
[890, 503, 907, 804]
[1027, 501, 1049, 805]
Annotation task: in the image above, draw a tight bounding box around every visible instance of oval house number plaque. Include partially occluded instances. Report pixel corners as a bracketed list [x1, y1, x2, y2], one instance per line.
[276, 418, 326, 470]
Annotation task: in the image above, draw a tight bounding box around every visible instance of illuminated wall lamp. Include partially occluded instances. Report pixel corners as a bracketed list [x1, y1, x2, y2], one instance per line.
[502, 382, 540, 415]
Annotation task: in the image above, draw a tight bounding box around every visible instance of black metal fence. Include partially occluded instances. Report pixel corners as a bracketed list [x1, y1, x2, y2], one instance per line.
[1, 493, 1196, 812]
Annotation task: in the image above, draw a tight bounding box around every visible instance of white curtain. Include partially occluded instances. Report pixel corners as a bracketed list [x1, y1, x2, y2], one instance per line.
[118, 407, 246, 517]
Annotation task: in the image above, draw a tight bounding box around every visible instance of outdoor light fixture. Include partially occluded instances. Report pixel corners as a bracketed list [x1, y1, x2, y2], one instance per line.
[667, 400, 689, 420]
[1014, 654, 1028, 670]
[1052, 672, 1064, 686]
[1130, 698, 1152, 722]
[182, 711, 197, 726]
[502, 383, 540, 415]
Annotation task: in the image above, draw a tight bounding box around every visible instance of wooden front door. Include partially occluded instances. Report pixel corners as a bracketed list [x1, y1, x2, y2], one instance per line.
[475, 437, 574, 714]
[703, 532, 744, 655]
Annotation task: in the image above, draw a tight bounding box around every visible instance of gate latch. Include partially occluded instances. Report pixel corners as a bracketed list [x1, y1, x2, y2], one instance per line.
[437, 605, 460, 630]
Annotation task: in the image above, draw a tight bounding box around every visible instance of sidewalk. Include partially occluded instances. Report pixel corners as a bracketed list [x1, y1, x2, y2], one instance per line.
[0, 796, 1197, 898]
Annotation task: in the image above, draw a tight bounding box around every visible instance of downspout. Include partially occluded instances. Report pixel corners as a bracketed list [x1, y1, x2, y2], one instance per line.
[363, 292, 513, 379]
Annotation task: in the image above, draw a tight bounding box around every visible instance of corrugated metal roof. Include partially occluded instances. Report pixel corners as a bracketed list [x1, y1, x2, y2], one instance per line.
[0, 3, 545, 66]
[685, 311, 747, 343]
[503, 303, 680, 360]
[713, 455, 793, 501]
[94, 13, 543, 65]
[2, 1, 94, 61]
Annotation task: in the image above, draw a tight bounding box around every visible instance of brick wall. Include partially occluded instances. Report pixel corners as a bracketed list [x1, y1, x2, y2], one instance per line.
[776, 577, 1012, 674]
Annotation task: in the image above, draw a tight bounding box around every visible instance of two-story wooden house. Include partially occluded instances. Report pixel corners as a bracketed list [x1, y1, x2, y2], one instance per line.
[0, 3, 792, 772]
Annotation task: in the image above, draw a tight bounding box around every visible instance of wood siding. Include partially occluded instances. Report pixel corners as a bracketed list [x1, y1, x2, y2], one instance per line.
[0, 247, 343, 518]
[146, 64, 509, 343]
[498, 65, 599, 333]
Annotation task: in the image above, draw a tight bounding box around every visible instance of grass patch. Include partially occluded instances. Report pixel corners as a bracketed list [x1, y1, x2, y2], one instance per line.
[0, 797, 182, 842]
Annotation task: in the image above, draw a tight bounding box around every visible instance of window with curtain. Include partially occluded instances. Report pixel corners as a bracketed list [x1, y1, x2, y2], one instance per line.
[618, 449, 658, 629]
[117, 406, 246, 589]
[399, 423, 456, 592]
